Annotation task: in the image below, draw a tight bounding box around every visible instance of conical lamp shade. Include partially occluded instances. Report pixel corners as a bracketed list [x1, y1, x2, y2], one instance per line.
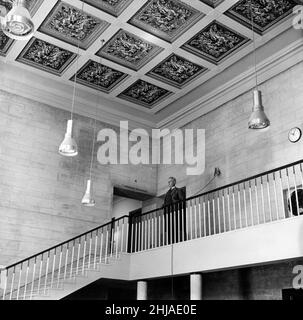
[1, 0, 34, 40]
[59, 119, 78, 157]
[82, 179, 95, 207]
[248, 90, 270, 130]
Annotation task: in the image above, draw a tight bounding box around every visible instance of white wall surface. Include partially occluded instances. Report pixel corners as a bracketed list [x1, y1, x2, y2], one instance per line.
[129, 216, 303, 280]
[112, 196, 142, 219]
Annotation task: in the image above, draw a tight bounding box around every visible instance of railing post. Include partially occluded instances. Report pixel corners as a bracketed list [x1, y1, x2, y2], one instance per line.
[88, 233, 93, 269]
[222, 190, 226, 233]
[272, 172, 279, 221]
[99, 231, 104, 264]
[44, 253, 50, 295]
[105, 229, 109, 263]
[207, 195, 211, 235]
[37, 256, 43, 295]
[70, 241, 75, 279]
[30, 257, 36, 300]
[82, 235, 87, 275]
[198, 197, 202, 241]
[125, 217, 129, 253]
[217, 192, 221, 234]
[57, 246, 63, 288]
[237, 185, 242, 229]
[202, 198, 206, 237]
[16, 263, 22, 300]
[115, 221, 119, 259]
[0, 266, 7, 300]
[255, 179, 260, 224]
[50, 248, 56, 288]
[121, 219, 125, 253]
[64, 243, 69, 281]
[279, 170, 286, 219]
[9, 267, 16, 300]
[266, 175, 273, 222]
[227, 189, 231, 232]
[94, 231, 98, 269]
[249, 181, 254, 226]
[292, 166, 300, 217]
[76, 239, 81, 276]
[23, 260, 30, 299]
[194, 198, 198, 239]
[212, 195, 216, 234]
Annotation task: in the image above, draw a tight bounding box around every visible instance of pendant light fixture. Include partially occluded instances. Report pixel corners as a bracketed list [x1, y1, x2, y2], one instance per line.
[82, 40, 105, 207]
[0, 0, 35, 41]
[59, 2, 85, 156]
[82, 119, 97, 207]
[248, 0, 270, 130]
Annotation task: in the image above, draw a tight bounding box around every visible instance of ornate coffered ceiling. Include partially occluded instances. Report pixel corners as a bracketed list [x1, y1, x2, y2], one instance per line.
[0, 0, 300, 117]
[96, 29, 163, 71]
[73, 59, 128, 92]
[182, 20, 249, 64]
[38, 1, 110, 49]
[16, 37, 77, 75]
[128, 0, 204, 43]
[119, 79, 172, 107]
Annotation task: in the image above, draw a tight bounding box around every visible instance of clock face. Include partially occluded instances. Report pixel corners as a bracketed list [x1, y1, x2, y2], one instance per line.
[288, 127, 302, 143]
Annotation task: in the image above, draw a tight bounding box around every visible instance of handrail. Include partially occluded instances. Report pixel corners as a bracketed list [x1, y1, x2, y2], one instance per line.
[4, 158, 303, 270]
[137, 158, 303, 219]
[5, 214, 129, 270]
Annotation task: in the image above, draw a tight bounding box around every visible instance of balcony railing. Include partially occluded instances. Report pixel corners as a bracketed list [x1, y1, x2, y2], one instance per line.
[1, 159, 303, 299]
[129, 159, 303, 252]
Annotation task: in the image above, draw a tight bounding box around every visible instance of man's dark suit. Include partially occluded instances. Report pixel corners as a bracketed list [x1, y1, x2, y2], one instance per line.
[164, 187, 185, 207]
[163, 187, 185, 244]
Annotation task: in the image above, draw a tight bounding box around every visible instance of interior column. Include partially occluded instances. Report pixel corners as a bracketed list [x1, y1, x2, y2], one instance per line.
[137, 281, 148, 300]
[190, 273, 202, 300]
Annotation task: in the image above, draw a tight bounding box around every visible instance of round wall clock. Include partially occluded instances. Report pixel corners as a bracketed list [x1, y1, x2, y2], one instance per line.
[288, 127, 302, 143]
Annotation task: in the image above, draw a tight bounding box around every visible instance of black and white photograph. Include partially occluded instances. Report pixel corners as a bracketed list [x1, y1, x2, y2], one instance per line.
[0, 0, 303, 308]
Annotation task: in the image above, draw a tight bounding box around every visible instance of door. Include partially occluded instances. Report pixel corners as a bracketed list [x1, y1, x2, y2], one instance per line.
[127, 208, 142, 253]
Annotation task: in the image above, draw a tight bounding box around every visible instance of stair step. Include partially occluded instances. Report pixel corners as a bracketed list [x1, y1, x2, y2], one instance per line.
[2, 253, 126, 300]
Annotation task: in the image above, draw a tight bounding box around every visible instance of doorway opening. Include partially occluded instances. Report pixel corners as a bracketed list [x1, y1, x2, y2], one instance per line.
[112, 186, 155, 253]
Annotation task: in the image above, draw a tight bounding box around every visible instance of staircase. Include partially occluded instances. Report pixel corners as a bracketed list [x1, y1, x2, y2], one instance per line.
[0, 216, 130, 300]
[1, 159, 303, 300]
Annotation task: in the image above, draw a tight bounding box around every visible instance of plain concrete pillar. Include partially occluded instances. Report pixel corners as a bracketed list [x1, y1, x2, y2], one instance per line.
[137, 281, 148, 300]
[190, 273, 202, 300]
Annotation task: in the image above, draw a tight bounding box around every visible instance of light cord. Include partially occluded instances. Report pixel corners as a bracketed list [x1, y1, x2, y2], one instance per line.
[89, 118, 97, 181]
[250, 0, 258, 90]
[88, 40, 105, 181]
[70, 1, 85, 121]
[192, 176, 217, 197]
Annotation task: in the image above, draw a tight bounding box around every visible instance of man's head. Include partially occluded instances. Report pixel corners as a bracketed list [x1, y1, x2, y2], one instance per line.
[168, 177, 176, 189]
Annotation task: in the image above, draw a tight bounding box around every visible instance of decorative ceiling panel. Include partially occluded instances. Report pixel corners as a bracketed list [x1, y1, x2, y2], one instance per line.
[16, 38, 77, 76]
[181, 21, 249, 64]
[0, 31, 14, 57]
[38, 1, 110, 50]
[225, 0, 298, 35]
[199, 0, 225, 8]
[0, 0, 294, 113]
[0, 0, 43, 15]
[82, 0, 134, 17]
[71, 59, 128, 92]
[119, 79, 172, 108]
[147, 54, 207, 88]
[96, 29, 163, 71]
[128, 0, 204, 43]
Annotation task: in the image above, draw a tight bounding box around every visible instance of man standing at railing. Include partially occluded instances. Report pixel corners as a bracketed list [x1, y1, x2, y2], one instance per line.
[163, 177, 185, 245]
